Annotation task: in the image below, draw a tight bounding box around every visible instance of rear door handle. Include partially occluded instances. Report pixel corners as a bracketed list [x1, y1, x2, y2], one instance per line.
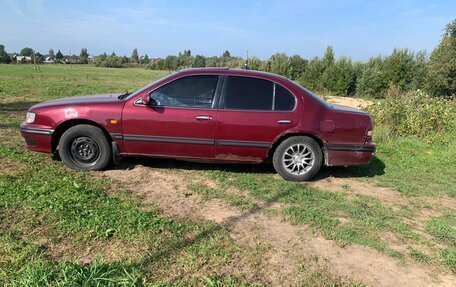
[196, 115, 213, 121]
[277, 119, 292, 124]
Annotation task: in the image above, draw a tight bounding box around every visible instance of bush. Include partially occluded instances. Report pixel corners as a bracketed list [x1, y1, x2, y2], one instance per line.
[425, 19, 456, 98]
[367, 88, 456, 140]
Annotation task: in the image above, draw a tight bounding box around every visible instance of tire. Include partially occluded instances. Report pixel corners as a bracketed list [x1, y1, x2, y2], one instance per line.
[272, 136, 323, 181]
[58, 124, 111, 171]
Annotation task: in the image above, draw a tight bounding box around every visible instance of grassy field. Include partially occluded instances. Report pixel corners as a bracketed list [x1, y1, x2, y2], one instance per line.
[0, 64, 455, 285]
[0, 64, 170, 108]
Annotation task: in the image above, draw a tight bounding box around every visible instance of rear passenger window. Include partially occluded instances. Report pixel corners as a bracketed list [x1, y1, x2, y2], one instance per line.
[224, 76, 273, 110]
[274, 84, 296, 111]
[223, 76, 296, 111]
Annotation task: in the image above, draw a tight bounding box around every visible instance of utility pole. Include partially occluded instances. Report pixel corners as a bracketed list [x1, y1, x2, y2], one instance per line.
[33, 53, 41, 72]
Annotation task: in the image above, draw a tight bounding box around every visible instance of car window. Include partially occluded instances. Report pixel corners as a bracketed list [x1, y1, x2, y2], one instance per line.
[224, 76, 273, 110]
[274, 84, 296, 111]
[150, 75, 219, 108]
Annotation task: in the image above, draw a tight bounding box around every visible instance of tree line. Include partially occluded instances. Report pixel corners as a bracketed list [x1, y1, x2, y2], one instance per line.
[1, 19, 454, 98]
[145, 19, 455, 98]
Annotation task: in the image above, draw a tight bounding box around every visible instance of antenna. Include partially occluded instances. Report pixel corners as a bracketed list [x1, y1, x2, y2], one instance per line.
[243, 50, 249, 70]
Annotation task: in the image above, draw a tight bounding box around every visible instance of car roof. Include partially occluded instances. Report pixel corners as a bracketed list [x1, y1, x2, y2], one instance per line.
[176, 67, 292, 84]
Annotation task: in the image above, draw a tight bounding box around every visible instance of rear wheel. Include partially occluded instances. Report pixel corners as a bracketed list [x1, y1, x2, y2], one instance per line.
[58, 124, 111, 171]
[272, 136, 323, 181]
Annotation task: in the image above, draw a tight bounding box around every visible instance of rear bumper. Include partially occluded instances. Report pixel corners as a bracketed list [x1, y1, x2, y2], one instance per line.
[19, 124, 53, 153]
[325, 143, 376, 166]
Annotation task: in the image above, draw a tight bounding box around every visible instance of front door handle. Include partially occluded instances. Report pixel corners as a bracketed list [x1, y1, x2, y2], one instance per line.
[196, 115, 213, 121]
[277, 119, 292, 124]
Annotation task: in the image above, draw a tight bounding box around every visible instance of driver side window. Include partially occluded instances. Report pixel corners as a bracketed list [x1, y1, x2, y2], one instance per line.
[150, 75, 219, 108]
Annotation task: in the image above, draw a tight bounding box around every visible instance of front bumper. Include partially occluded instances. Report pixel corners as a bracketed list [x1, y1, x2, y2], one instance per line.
[19, 123, 54, 153]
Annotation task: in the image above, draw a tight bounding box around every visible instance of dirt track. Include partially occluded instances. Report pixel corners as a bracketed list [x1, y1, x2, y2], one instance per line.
[99, 164, 456, 287]
[96, 97, 455, 286]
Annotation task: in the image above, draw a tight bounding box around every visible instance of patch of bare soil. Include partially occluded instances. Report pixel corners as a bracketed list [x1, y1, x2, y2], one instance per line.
[326, 96, 372, 109]
[100, 164, 456, 287]
[423, 196, 456, 213]
[308, 177, 408, 206]
[308, 176, 453, 235]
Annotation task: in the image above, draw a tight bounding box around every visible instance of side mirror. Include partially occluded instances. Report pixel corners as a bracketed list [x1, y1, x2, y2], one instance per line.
[141, 93, 150, 105]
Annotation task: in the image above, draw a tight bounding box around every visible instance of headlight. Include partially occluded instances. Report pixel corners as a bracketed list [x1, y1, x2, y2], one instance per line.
[26, 112, 36, 124]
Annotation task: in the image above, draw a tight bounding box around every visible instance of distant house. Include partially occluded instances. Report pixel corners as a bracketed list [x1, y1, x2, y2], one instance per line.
[151, 58, 162, 63]
[64, 55, 79, 64]
[43, 56, 55, 64]
[15, 55, 32, 63]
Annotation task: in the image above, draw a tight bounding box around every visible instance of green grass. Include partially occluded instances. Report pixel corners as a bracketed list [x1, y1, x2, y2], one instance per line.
[0, 65, 256, 286]
[426, 214, 456, 245]
[408, 247, 432, 264]
[344, 135, 456, 198]
[202, 169, 419, 251]
[0, 136, 251, 285]
[0, 64, 363, 285]
[1, 64, 455, 282]
[0, 64, 169, 107]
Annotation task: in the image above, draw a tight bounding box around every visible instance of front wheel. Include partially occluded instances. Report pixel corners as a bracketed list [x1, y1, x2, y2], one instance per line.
[272, 136, 323, 181]
[58, 124, 111, 171]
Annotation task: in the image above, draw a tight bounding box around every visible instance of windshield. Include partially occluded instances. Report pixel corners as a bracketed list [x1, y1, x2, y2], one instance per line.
[124, 72, 177, 100]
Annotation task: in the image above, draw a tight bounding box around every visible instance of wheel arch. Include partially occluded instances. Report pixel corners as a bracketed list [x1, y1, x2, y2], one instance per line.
[267, 132, 327, 164]
[51, 119, 112, 153]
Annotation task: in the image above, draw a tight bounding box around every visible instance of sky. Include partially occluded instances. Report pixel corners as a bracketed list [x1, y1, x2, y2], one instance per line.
[1, 0, 455, 60]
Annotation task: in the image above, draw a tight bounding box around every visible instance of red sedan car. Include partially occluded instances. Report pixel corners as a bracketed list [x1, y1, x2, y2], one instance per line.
[20, 68, 376, 181]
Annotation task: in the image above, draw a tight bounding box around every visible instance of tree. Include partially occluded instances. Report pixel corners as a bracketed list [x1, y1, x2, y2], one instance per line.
[34, 52, 44, 64]
[79, 48, 89, 64]
[163, 55, 178, 70]
[130, 48, 139, 64]
[288, 55, 307, 80]
[382, 48, 416, 91]
[299, 57, 324, 91]
[222, 50, 231, 58]
[48, 49, 55, 58]
[356, 56, 388, 98]
[321, 46, 335, 70]
[0, 44, 11, 63]
[20, 47, 34, 57]
[247, 56, 263, 70]
[56, 50, 63, 60]
[331, 56, 357, 96]
[155, 59, 164, 70]
[411, 51, 428, 90]
[177, 49, 192, 67]
[192, 55, 206, 67]
[143, 54, 149, 64]
[205, 56, 218, 67]
[425, 19, 456, 97]
[320, 46, 337, 92]
[268, 53, 290, 77]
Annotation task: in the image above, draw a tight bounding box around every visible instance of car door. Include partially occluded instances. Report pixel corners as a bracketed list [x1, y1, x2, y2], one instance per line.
[215, 76, 299, 162]
[121, 75, 220, 158]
